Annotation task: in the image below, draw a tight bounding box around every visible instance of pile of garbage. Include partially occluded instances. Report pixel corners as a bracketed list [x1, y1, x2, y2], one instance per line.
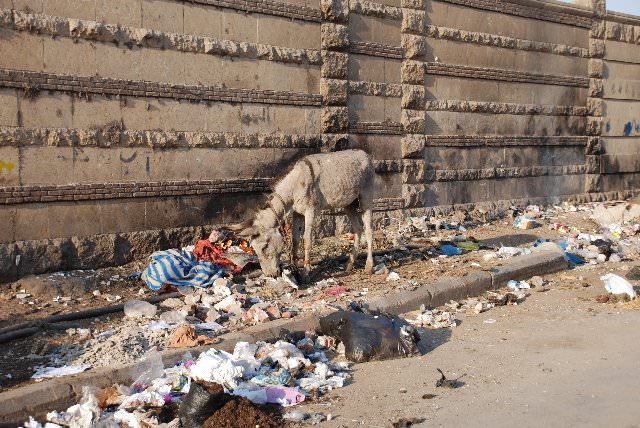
[25, 335, 350, 428]
[403, 288, 527, 329]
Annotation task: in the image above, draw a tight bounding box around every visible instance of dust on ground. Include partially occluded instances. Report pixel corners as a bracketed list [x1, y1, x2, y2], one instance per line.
[1, 201, 639, 397]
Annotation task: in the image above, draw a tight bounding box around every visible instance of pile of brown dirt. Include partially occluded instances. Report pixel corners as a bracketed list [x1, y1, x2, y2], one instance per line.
[201, 396, 282, 428]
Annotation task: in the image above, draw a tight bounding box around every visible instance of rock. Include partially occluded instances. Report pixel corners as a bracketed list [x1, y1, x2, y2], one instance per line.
[214, 277, 229, 288]
[266, 306, 281, 320]
[595, 294, 610, 303]
[161, 298, 184, 309]
[626, 266, 640, 280]
[609, 254, 622, 262]
[196, 307, 221, 323]
[159, 310, 187, 324]
[123, 300, 157, 319]
[184, 292, 202, 306]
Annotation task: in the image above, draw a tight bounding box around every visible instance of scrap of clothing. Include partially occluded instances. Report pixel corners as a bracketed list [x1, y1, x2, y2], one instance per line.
[142, 249, 225, 291]
[193, 239, 254, 274]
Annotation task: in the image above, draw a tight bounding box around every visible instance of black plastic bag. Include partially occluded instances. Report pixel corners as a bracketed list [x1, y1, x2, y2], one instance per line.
[320, 311, 419, 363]
[179, 381, 229, 428]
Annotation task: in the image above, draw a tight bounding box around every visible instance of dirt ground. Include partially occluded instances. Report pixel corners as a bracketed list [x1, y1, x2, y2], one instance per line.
[0, 210, 571, 390]
[295, 259, 640, 427]
[2, 203, 640, 428]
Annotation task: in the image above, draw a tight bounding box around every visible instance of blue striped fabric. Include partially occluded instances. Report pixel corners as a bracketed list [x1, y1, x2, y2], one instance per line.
[142, 249, 225, 291]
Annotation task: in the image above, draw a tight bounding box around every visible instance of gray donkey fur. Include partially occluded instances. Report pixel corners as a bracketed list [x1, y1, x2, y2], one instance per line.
[226, 149, 375, 278]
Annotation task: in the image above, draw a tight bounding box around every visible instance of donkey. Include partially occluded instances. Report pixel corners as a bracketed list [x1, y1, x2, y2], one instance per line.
[226, 149, 375, 278]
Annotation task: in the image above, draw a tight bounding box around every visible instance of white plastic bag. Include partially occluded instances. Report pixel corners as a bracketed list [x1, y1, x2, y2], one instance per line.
[601, 273, 637, 299]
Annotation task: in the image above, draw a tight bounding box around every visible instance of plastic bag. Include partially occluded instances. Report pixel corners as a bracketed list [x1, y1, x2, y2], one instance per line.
[319, 311, 419, 363]
[601, 274, 637, 299]
[123, 300, 157, 319]
[179, 381, 228, 428]
[131, 350, 164, 388]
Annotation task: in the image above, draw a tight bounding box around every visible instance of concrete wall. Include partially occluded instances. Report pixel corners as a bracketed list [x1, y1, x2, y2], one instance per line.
[0, 0, 637, 280]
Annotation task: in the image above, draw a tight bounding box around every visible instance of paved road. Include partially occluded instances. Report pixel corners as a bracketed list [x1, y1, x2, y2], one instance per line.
[298, 267, 640, 428]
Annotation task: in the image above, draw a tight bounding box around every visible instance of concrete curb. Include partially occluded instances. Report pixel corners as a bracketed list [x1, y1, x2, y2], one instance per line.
[0, 246, 569, 424]
[368, 244, 568, 314]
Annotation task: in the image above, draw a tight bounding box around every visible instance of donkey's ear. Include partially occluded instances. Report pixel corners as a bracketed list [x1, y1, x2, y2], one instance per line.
[222, 219, 254, 232]
[222, 219, 260, 237]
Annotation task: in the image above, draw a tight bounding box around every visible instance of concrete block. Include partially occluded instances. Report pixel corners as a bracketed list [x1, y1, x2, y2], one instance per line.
[240, 104, 275, 134]
[96, 0, 142, 27]
[47, 202, 99, 239]
[601, 154, 640, 173]
[14, 204, 49, 241]
[426, 37, 587, 77]
[372, 15, 401, 45]
[71, 97, 122, 130]
[488, 245, 568, 288]
[44, 37, 96, 76]
[257, 61, 308, 93]
[118, 148, 151, 181]
[223, 9, 258, 43]
[305, 107, 321, 134]
[182, 52, 224, 87]
[385, 96, 401, 121]
[95, 44, 142, 81]
[374, 173, 402, 198]
[349, 54, 385, 83]
[72, 147, 122, 183]
[19, 147, 74, 185]
[141, 0, 183, 33]
[273, 105, 308, 134]
[20, 93, 73, 129]
[348, 94, 385, 122]
[0, 89, 18, 127]
[350, 134, 403, 160]
[349, 13, 373, 43]
[604, 40, 640, 63]
[384, 59, 402, 84]
[0, 206, 16, 243]
[0, 146, 19, 186]
[0, 29, 43, 72]
[258, 15, 320, 50]
[220, 57, 259, 90]
[43, 0, 96, 20]
[98, 199, 147, 235]
[602, 100, 640, 137]
[139, 49, 185, 84]
[427, 0, 588, 48]
[183, 3, 223, 39]
[367, 282, 433, 314]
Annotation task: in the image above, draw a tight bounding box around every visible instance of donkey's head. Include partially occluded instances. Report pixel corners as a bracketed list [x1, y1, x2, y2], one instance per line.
[225, 209, 284, 277]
